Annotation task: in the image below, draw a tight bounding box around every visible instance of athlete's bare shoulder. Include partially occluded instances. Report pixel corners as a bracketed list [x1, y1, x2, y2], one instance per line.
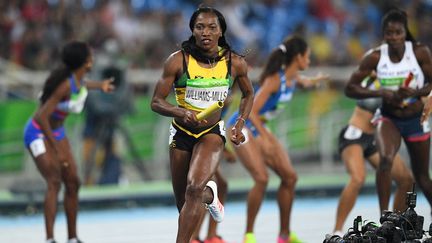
[359, 46, 381, 70]
[162, 50, 185, 75]
[165, 50, 184, 65]
[229, 52, 248, 78]
[363, 45, 381, 60]
[412, 42, 432, 62]
[412, 42, 430, 50]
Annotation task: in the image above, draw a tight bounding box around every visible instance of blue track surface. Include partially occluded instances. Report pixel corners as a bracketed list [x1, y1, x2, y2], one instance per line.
[0, 194, 430, 243]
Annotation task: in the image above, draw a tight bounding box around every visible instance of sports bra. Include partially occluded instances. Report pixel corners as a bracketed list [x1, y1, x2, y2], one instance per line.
[259, 70, 296, 121]
[377, 41, 424, 105]
[356, 75, 382, 113]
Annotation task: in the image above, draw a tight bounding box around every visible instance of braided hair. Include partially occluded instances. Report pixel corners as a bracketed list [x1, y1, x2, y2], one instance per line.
[40, 41, 90, 104]
[181, 6, 233, 63]
[259, 35, 308, 85]
[381, 8, 416, 42]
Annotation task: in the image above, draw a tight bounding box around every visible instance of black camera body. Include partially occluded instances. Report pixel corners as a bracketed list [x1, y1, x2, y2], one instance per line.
[323, 216, 386, 243]
[323, 233, 386, 243]
[379, 187, 424, 241]
[324, 184, 431, 243]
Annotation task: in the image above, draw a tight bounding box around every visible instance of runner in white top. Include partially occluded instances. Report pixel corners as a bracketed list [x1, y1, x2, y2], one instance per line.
[345, 8, 432, 215]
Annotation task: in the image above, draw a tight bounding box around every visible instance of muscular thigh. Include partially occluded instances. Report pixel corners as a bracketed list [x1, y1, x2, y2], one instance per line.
[342, 145, 367, 176]
[389, 153, 412, 180]
[170, 148, 191, 209]
[405, 139, 430, 175]
[375, 119, 401, 157]
[58, 138, 79, 181]
[261, 134, 294, 177]
[32, 139, 62, 179]
[188, 134, 224, 185]
[233, 129, 267, 178]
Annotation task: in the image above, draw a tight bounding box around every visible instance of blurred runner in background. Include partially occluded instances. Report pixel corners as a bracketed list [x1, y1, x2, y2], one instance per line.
[345, 8, 432, 214]
[333, 71, 413, 235]
[227, 35, 328, 243]
[23, 41, 114, 243]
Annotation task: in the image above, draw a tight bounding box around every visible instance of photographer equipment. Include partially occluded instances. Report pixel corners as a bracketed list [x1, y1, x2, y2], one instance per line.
[399, 184, 424, 240]
[323, 216, 386, 243]
[323, 184, 431, 242]
[380, 184, 423, 241]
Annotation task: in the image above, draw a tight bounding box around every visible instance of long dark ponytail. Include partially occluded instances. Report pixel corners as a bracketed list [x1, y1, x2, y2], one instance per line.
[40, 41, 90, 104]
[381, 8, 416, 42]
[259, 35, 308, 85]
[181, 6, 233, 63]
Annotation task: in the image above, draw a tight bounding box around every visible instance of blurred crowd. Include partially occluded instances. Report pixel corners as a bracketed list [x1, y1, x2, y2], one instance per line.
[1, 0, 432, 70]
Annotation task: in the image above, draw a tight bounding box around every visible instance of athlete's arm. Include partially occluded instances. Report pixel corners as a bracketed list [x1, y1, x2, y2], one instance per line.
[150, 51, 198, 126]
[346, 49, 404, 106]
[413, 44, 432, 97]
[395, 44, 432, 101]
[417, 44, 432, 122]
[296, 72, 329, 88]
[249, 73, 279, 137]
[345, 50, 383, 99]
[230, 54, 254, 145]
[33, 80, 69, 159]
[85, 78, 115, 92]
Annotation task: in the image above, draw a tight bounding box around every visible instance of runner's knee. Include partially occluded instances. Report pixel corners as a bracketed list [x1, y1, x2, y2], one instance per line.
[350, 174, 365, 190]
[378, 155, 394, 171]
[254, 172, 269, 188]
[64, 176, 80, 194]
[281, 171, 297, 188]
[186, 183, 205, 201]
[46, 177, 62, 192]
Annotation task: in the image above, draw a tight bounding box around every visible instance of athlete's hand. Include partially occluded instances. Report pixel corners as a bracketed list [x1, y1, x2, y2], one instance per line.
[421, 96, 432, 123]
[230, 120, 245, 145]
[297, 72, 329, 88]
[381, 89, 403, 107]
[396, 86, 415, 99]
[309, 72, 330, 88]
[369, 70, 377, 79]
[182, 109, 199, 127]
[381, 89, 397, 101]
[101, 77, 115, 93]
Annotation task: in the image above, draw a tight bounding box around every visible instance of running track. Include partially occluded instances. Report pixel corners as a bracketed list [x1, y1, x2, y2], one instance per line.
[0, 195, 430, 243]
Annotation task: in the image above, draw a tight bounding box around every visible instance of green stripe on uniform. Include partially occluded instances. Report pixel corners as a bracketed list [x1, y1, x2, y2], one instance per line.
[379, 78, 404, 86]
[187, 78, 230, 88]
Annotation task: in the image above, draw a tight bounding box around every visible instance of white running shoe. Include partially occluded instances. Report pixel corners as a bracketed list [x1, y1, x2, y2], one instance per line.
[205, 180, 224, 223]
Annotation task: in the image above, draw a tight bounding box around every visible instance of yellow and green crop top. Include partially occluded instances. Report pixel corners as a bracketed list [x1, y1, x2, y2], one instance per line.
[174, 50, 234, 112]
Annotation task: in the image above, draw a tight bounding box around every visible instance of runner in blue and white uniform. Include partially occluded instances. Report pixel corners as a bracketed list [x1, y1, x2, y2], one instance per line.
[227, 36, 327, 243]
[23, 41, 114, 243]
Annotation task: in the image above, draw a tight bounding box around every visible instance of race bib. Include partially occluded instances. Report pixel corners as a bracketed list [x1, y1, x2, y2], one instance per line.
[57, 87, 88, 113]
[69, 87, 88, 113]
[29, 138, 46, 157]
[219, 120, 226, 137]
[344, 125, 362, 140]
[237, 127, 249, 146]
[422, 120, 431, 133]
[185, 78, 229, 111]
